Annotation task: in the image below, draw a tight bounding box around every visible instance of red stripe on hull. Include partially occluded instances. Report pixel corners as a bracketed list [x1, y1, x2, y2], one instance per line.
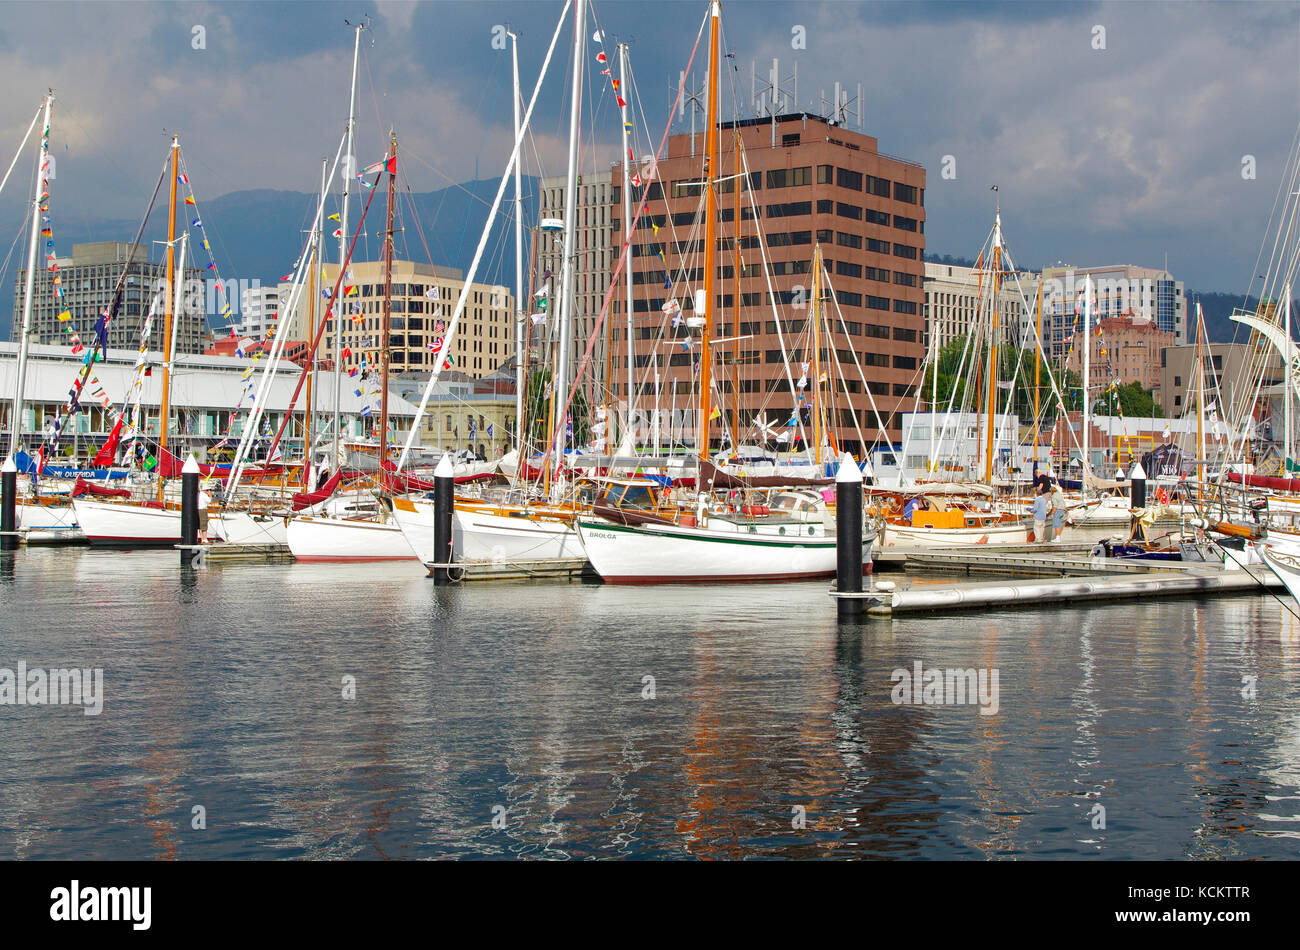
[85, 536, 179, 545]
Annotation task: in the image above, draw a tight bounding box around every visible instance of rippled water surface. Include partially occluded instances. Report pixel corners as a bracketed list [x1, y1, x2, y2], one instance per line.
[2, 546, 1300, 859]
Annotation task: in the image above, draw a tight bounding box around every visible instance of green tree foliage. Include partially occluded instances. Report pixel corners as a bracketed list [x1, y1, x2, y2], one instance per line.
[524, 369, 590, 447]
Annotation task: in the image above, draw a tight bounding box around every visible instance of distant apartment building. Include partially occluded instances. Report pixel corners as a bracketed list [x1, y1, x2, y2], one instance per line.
[10, 241, 205, 354]
[1064, 313, 1174, 404]
[1040, 264, 1187, 354]
[537, 168, 616, 373]
[609, 114, 927, 455]
[289, 260, 516, 379]
[239, 285, 279, 340]
[922, 262, 1034, 352]
[1160, 341, 1282, 417]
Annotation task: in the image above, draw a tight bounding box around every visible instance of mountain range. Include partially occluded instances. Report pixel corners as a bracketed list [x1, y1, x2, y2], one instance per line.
[1, 185, 1275, 346]
[1, 176, 540, 340]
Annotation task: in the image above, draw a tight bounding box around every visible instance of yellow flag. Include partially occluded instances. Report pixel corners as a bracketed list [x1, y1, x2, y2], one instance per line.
[708, 405, 721, 420]
[57, 310, 71, 321]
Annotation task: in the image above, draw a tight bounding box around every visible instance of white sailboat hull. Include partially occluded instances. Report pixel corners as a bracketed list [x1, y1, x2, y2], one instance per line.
[210, 511, 289, 546]
[1260, 542, 1300, 604]
[16, 502, 83, 543]
[881, 521, 1028, 548]
[71, 498, 181, 545]
[390, 497, 584, 565]
[577, 517, 871, 584]
[285, 515, 417, 561]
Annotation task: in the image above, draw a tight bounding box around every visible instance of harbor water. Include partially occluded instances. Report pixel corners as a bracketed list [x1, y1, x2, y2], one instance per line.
[2, 546, 1299, 859]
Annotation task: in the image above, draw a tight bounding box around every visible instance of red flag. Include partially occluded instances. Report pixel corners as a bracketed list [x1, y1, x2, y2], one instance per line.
[386, 155, 397, 175]
[93, 417, 124, 466]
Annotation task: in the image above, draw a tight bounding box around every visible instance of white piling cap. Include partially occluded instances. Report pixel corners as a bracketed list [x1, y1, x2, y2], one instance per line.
[1130, 460, 1146, 480]
[1115, 468, 1124, 480]
[182, 454, 200, 474]
[1, 455, 15, 474]
[434, 453, 454, 478]
[835, 452, 862, 483]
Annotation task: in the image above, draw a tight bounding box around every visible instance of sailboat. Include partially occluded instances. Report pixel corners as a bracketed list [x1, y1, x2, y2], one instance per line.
[285, 132, 417, 561]
[71, 136, 193, 545]
[2, 92, 89, 543]
[575, 0, 875, 584]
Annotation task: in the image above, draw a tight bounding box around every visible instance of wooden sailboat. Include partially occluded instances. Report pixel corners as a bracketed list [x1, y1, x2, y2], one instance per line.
[285, 132, 416, 561]
[3, 93, 88, 542]
[72, 136, 189, 545]
[576, 0, 875, 584]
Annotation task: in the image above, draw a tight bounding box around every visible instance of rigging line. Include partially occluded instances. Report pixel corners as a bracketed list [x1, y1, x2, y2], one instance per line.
[535, 1, 709, 479]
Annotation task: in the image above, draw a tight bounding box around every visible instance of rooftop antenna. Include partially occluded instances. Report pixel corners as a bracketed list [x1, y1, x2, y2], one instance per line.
[752, 57, 797, 148]
[816, 80, 863, 130]
[675, 69, 706, 158]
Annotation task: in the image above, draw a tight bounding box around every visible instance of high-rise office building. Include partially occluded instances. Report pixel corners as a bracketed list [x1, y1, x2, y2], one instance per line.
[609, 114, 926, 455]
[10, 241, 205, 354]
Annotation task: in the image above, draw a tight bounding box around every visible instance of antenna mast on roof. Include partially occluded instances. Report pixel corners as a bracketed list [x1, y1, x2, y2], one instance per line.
[751, 57, 797, 148]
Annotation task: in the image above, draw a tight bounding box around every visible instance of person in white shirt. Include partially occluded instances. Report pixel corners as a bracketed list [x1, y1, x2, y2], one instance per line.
[197, 486, 212, 542]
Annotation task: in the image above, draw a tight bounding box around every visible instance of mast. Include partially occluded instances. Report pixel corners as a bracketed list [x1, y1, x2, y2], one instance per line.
[698, 0, 720, 464]
[1286, 285, 1292, 465]
[982, 212, 1002, 483]
[1196, 300, 1205, 488]
[157, 135, 179, 501]
[379, 134, 396, 478]
[732, 128, 742, 449]
[511, 29, 526, 455]
[334, 21, 363, 467]
[8, 92, 53, 460]
[1033, 279, 1042, 473]
[305, 158, 326, 484]
[1082, 273, 1092, 500]
[619, 41, 635, 446]
[553, 0, 585, 495]
[812, 243, 824, 466]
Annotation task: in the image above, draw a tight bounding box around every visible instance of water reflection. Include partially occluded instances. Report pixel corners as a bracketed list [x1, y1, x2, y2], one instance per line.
[1, 547, 1299, 858]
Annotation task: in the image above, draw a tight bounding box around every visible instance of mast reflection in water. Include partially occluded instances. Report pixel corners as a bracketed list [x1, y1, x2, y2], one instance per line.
[2, 547, 1299, 859]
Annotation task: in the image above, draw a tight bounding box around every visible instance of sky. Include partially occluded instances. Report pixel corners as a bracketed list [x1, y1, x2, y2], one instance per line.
[0, 0, 1298, 296]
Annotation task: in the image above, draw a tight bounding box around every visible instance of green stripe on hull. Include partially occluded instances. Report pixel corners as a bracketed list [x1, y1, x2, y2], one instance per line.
[578, 519, 838, 549]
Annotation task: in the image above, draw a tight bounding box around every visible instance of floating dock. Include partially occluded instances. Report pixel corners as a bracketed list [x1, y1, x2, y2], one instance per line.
[429, 557, 595, 583]
[176, 543, 295, 563]
[874, 541, 1096, 570]
[903, 549, 1184, 576]
[833, 566, 1283, 617]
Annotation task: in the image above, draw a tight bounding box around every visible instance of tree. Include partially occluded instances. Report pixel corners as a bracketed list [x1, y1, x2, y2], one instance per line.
[524, 368, 590, 448]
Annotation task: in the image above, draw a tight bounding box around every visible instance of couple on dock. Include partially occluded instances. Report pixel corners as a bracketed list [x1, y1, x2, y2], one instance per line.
[1031, 476, 1065, 543]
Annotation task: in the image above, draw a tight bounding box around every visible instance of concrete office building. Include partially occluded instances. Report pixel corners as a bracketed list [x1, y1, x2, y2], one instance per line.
[10, 241, 205, 355]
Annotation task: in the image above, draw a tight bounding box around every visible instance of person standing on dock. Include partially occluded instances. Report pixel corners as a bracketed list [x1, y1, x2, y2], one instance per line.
[1032, 482, 1048, 543]
[197, 485, 212, 543]
[1050, 480, 1066, 542]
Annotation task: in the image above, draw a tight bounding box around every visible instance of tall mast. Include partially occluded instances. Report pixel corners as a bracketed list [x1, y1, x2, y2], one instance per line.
[1033, 279, 1042, 473]
[983, 212, 1002, 483]
[305, 158, 326, 483]
[8, 92, 54, 460]
[379, 133, 397, 479]
[334, 21, 363, 466]
[619, 41, 635, 446]
[812, 243, 824, 466]
[511, 29, 526, 455]
[1285, 285, 1292, 465]
[732, 128, 742, 449]
[1196, 300, 1205, 488]
[553, 0, 585, 494]
[698, 0, 720, 464]
[157, 135, 180, 501]
[1082, 273, 1092, 501]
